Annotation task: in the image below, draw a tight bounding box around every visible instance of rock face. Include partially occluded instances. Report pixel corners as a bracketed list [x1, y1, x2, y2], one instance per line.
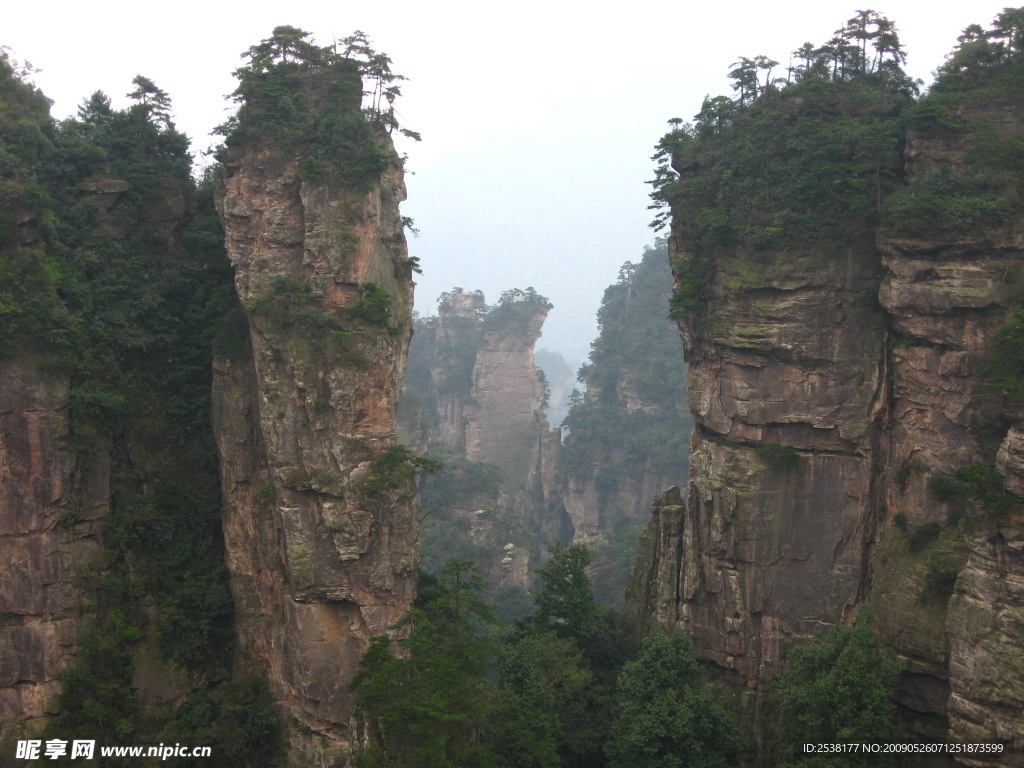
[398, 291, 556, 587]
[214, 65, 417, 766]
[0, 360, 102, 745]
[877, 104, 1024, 754]
[463, 301, 552, 512]
[627, 99, 1024, 759]
[628, 240, 888, 684]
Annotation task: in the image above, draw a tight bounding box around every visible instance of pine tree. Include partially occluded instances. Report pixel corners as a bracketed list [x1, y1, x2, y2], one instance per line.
[605, 630, 743, 768]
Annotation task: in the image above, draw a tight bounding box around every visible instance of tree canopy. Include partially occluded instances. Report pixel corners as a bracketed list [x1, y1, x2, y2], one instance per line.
[605, 630, 743, 768]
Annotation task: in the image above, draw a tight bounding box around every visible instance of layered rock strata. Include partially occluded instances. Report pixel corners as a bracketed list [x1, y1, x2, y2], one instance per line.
[875, 104, 1024, 755]
[463, 300, 552, 513]
[627, 102, 1024, 761]
[627, 239, 888, 683]
[398, 292, 555, 587]
[0, 361, 102, 746]
[214, 65, 417, 766]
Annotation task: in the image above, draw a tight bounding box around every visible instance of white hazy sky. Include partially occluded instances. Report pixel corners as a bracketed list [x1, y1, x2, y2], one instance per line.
[5, 0, 1012, 362]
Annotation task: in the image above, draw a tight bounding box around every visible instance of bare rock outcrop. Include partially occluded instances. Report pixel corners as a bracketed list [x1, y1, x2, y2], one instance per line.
[214, 63, 417, 766]
[627, 98, 1024, 762]
[0, 360, 103, 745]
[873, 104, 1024, 754]
[633, 238, 887, 687]
[398, 291, 554, 588]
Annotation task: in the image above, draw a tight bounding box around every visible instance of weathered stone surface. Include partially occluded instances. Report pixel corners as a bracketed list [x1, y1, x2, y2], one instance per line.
[214, 66, 417, 765]
[623, 485, 685, 634]
[683, 243, 887, 454]
[398, 292, 556, 589]
[628, 434, 878, 682]
[627, 99, 1024, 763]
[629, 231, 888, 696]
[946, 524, 1024, 760]
[997, 429, 1024, 498]
[464, 304, 550, 509]
[0, 359, 103, 742]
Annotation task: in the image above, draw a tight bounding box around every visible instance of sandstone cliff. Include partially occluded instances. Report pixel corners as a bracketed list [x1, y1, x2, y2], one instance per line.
[213, 59, 417, 765]
[398, 290, 555, 589]
[0, 59, 234, 751]
[626, 29, 1024, 762]
[0, 360, 93, 746]
[875, 100, 1024, 753]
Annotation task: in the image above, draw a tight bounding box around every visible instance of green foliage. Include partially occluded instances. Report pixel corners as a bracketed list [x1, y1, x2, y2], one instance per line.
[883, 167, 1013, 234]
[605, 630, 743, 768]
[47, 613, 141, 750]
[163, 678, 285, 768]
[419, 447, 502, 508]
[350, 281, 395, 327]
[491, 584, 535, 625]
[110, 480, 234, 668]
[560, 242, 690, 477]
[0, 59, 239, 677]
[480, 286, 553, 334]
[922, 553, 961, 601]
[880, 11, 1024, 241]
[353, 549, 641, 768]
[350, 562, 498, 767]
[652, 57, 913, 240]
[221, 26, 416, 189]
[434, 314, 484, 398]
[559, 241, 691, 604]
[777, 610, 900, 767]
[248, 276, 341, 330]
[931, 9, 1024, 98]
[0, 53, 62, 351]
[894, 458, 927, 490]
[255, 483, 277, 505]
[513, 544, 638, 768]
[489, 631, 590, 768]
[985, 309, 1024, 404]
[417, 443, 519, 576]
[530, 543, 598, 642]
[956, 465, 1017, 518]
[926, 465, 1018, 522]
[650, 13, 916, 329]
[360, 445, 441, 498]
[0, 57, 283, 765]
[905, 522, 941, 552]
[757, 443, 800, 471]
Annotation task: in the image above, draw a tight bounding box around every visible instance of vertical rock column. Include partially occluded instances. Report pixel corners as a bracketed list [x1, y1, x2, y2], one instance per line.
[875, 104, 1024, 750]
[213, 67, 417, 767]
[0, 361, 103, 745]
[627, 240, 889, 690]
[464, 302, 551, 511]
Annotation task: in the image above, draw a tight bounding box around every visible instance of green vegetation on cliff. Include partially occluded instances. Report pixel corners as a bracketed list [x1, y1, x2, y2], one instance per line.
[882, 10, 1024, 237]
[0, 53, 237, 670]
[561, 241, 690, 484]
[651, 12, 916, 318]
[606, 630, 743, 768]
[560, 240, 692, 604]
[219, 26, 418, 188]
[399, 287, 552, 593]
[652, 12, 915, 244]
[0, 49, 281, 763]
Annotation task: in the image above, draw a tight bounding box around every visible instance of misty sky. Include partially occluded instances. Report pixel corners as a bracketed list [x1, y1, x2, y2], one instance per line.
[5, 0, 1010, 362]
